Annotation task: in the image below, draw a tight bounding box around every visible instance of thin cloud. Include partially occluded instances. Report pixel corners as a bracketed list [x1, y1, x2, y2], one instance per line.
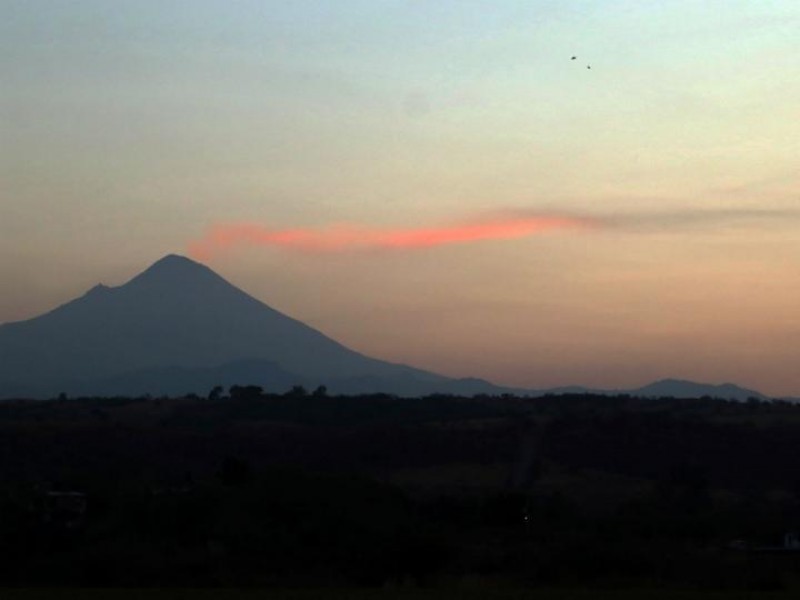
[498, 206, 800, 231]
[187, 215, 599, 260]
[605, 208, 800, 230]
[187, 207, 800, 260]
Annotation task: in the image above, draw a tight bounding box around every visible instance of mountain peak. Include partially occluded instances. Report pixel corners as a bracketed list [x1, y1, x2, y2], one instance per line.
[145, 254, 206, 274]
[124, 254, 221, 289]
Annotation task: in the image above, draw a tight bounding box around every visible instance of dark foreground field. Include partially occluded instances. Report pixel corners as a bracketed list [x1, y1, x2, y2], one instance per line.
[1, 587, 799, 600]
[1, 389, 799, 591]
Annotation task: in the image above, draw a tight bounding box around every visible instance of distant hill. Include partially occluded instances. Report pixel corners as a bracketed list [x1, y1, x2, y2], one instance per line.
[0, 255, 509, 398]
[627, 378, 766, 402]
[536, 380, 769, 402]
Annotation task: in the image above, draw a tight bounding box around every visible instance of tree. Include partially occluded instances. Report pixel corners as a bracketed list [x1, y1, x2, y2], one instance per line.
[285, 385, 308, 399]
[229, 385, 263, 401]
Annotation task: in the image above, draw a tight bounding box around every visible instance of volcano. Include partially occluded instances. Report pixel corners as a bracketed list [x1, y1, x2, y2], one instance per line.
[0, 255, 501, 398]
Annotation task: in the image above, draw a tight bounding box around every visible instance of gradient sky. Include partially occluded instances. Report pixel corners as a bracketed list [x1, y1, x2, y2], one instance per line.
[2, 1, 799, 395]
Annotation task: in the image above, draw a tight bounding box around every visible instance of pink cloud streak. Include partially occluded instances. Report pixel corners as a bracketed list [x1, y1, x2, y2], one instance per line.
[188, 215, 598, 260]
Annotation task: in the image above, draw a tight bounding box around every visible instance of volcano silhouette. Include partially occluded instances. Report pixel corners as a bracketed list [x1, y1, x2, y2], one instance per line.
[0, 255, 500, 398]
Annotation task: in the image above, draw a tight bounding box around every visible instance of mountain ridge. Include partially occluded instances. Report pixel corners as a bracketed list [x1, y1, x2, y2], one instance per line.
[630, 378, 765, 400]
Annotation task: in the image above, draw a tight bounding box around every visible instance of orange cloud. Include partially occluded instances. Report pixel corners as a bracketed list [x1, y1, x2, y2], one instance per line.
[188, 215, 598, 260]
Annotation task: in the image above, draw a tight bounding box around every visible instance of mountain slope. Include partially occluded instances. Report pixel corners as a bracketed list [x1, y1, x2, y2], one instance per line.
[0, 255, 459, 397]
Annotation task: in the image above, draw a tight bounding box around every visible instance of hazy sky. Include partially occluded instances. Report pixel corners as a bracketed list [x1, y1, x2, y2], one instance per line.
[2, 1, 799, 395]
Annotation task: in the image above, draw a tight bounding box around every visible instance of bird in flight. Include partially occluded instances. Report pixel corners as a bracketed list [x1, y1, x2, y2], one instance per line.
[571, 55, 591, 70]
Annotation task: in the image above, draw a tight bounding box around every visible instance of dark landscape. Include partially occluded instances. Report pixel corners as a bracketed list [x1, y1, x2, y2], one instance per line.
[1, 389, 800, 595]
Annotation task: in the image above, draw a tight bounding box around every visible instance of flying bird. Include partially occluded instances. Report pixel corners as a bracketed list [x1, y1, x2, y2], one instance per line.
[571, 56, 577, 60]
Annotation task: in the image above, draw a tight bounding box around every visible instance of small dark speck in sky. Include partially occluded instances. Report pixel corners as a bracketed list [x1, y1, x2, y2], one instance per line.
[571, 56, 591, 69]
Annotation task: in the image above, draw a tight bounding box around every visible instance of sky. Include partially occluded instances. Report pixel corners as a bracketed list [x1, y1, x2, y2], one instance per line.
[2, 1, 799, 395]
